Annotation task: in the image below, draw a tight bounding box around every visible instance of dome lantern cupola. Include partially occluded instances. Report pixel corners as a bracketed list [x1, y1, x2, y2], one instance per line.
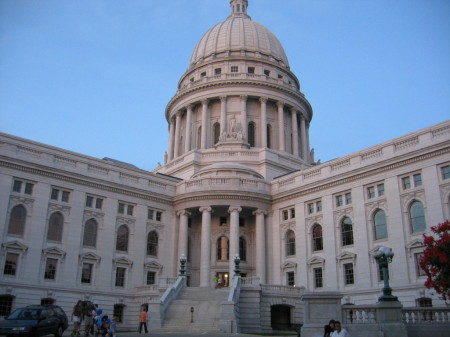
[230, 0, 249, 18]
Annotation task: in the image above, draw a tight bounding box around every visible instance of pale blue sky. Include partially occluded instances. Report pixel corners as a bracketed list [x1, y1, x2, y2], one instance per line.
[1, 0, 449, 171]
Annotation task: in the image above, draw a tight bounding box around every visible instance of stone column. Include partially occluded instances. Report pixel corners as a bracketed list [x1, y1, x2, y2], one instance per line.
[173, 111, 181, 158]
[300, 114, 308, 161]
[240, 95, 248, 141]
[199, 206, 212, 287]
[277, 101, 285, 151]
[177, 210, 190, 260]
[228, 206, 242, 277]
[220, 96, 227, 135]
[201, 99, 208, 149]
[253, 209, 267, 284]
[306, 120, 311, 163]
[168, 117, 175, 161]
[291, 108, 299, 156]
[260, 97, 268, 147]
[184, 104, 193, 153]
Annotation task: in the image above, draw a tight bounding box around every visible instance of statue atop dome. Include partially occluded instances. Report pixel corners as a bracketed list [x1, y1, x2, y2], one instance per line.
[230, 0, 250, 18]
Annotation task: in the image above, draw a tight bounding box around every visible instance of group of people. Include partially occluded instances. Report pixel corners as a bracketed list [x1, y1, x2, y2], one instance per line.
[71, 300, 117, 337]
[324, 319, 349, 337]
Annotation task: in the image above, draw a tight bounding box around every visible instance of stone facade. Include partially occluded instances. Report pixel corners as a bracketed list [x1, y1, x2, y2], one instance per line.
[0, 0, 449, 332]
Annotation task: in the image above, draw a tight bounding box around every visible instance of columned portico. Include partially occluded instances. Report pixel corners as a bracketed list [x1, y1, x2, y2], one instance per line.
[253, 209, 267, 283]
[199, 206, 212, 287]
[228, 206, 242, 278]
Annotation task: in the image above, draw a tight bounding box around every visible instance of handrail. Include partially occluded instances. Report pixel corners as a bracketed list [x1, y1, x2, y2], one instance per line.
[159, 276, 186, 322]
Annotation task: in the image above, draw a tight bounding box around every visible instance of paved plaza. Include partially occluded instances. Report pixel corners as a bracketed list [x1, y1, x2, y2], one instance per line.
[61, 331, 296, 337]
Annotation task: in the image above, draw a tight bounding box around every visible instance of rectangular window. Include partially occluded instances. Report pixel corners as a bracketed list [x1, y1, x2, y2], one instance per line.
[51, 188, 59, 200]
[95, 198, 103, 209]
[201, 71, 206, 77]
[282, 210, 289, 221]
[156, 211, 162, 222]
[239, 218, 245, 227]
[264, 69, 270, 76]
[24, 183, 33, 195]
[248, 67, 255, 74]
[44, 258, 58, 280]
[367, 186, 375, 199]
[126, 205, 134, 216]
[3, 253, 19, 276]
[402, 176, 411, 189]
[81, 263, 93, 284]
[307, 203, 314, 214]
[220, 216, 227, 226]
[86, 196, 93, 208]
[286, 271, 295, 286]
[115, 267, 126, 287]
[61, 191, 70, 202]
[344, 263, 354, 285]
[214, 68, 222, 75]
[231, 66, 238, 73]
[118, 203, 125, 214]
[146, 271, 156, 285]
[316, 200, 322, 212]
[345, 193, 352, 204]
[336, 195, 343, 207]
[314, 267, 323, 288]
[415, 253, 426, 277]
[377, 183, 385, 196]
[290, 208, 295, 219]
[13, 180, 22, 193]
[113, 304, 124, 323]
[413, 173, 422, 187]
[147, 209, 154, 220]
[442, 165, 450, 179]
[278, 74, 283, 79]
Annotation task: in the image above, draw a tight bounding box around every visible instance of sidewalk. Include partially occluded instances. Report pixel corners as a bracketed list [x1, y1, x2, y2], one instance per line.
[62, 331, 296, 337]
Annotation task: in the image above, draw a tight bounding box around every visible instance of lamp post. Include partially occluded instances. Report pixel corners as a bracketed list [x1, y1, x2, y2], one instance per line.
[374, 246, 398, 302]
[234, 254, 241, 276]
[179, 254, 187, 276]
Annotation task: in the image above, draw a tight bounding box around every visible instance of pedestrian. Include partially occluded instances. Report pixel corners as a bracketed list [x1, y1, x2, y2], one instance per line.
[138, 308, 148, 334]
[108, 317, 117, 337]
[71, 300, 82, 337]
[324, 319, 335, 337]
[331, 321, 350, 337]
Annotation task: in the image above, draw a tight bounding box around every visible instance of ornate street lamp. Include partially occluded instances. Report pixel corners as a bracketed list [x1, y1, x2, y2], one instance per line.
[374, 246, 398, 302]
[179, 254, 187, 276]
[234, 254, 241, 276]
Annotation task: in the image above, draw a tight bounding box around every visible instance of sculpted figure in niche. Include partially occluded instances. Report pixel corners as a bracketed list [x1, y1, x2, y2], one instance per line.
[228, 115, 243, 140]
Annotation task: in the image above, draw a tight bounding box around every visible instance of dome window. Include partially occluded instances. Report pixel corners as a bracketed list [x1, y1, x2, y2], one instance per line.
[190, 77, 194, 82]
[248, 67, 255, 74]
[201, 71, 206, 77]
[214, 68, 222, 75]
[278, 74, 283, 79]
[264, 69, 270, 76]
[231, 66, 238, 73]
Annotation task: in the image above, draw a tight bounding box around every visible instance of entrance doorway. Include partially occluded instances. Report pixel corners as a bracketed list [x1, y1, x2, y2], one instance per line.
[216, 272, 230, 287]
[271, 304, 292, 331]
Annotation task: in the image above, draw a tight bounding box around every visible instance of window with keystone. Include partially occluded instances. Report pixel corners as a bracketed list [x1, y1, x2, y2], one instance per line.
[341, 217, 354, 246]
[8, 205, 26, 236]
[409, 200, 426, 233]
[373, 209, 388, 240]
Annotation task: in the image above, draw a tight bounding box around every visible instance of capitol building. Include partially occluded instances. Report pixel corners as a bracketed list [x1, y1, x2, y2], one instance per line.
[1, 0, 449, 334]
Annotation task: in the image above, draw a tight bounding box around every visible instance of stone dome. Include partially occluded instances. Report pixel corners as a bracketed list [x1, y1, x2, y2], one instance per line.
[189, 1, 289, 68]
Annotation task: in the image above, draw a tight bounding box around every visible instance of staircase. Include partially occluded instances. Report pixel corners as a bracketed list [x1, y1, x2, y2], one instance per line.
[157, 287, 229, 333]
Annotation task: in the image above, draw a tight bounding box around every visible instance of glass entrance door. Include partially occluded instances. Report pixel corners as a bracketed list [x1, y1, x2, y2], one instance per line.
[216, 272, 230, 287]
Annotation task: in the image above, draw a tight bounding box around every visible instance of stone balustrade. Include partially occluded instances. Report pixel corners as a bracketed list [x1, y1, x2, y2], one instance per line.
[179, 177, 270, 194]
[342, 305, 377, 324]
[402, 307, 450, 323]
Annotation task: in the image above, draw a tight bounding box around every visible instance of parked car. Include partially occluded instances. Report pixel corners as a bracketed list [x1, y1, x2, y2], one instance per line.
[0, 305, 68, 337]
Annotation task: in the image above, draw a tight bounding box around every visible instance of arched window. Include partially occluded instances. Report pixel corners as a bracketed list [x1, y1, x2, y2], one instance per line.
[47, 212, 63, 242]
[213, 123, 220, 145]
[285, 230, 296, 256]
[83, 219, 98, 247]
[116, 225, 129, 252]
[267, 124, 272, 148]
[239, 237, 247, 261]
[217, 236, 229, 261]
[373, 209, 388, 240]
[312, 224, 323, 251]
[147, 231, 158, 256]
[410, 200, 426, 233]
[197, 126, 202, 149]
[341, 217, 354, 246]
[8, 205, 26, 236]
[248, 122, 255, 147]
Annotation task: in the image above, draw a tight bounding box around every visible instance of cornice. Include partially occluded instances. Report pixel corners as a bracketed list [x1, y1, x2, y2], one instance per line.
[0, 159, 174, 205]
[173, 191, 272, 207]
[272, 144, 450, 203]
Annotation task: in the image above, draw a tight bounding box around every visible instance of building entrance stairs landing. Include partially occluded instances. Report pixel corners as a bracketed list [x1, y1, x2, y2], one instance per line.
[157, 287, 229, 333]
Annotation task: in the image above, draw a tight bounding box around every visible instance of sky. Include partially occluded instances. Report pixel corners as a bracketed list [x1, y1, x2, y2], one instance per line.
[1, 0, 449, 171]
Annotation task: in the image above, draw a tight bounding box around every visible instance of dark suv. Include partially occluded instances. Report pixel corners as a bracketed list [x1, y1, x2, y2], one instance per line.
[0, 305, 68, 337]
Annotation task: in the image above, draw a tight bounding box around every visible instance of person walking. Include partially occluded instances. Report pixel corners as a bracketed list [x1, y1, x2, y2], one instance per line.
[138, 308, 148, 334]
[331, 321, 350, 337]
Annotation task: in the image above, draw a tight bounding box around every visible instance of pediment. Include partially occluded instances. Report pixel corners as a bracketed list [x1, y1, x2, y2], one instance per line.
[79, 252, 101, 262]
[406, 238, 424, 250]
[2, 240, 28, 252]
[307, 256, 325, 266]
[113, 256, 133, 266]
[144, 261, 163, 270]
[282, 261, 297, 269]
[42, 246, 66, 257]
[336, 251, 356, 261]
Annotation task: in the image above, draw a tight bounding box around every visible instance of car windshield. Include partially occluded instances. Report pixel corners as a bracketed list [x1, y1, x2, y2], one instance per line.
[8, 309, 40, 320]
